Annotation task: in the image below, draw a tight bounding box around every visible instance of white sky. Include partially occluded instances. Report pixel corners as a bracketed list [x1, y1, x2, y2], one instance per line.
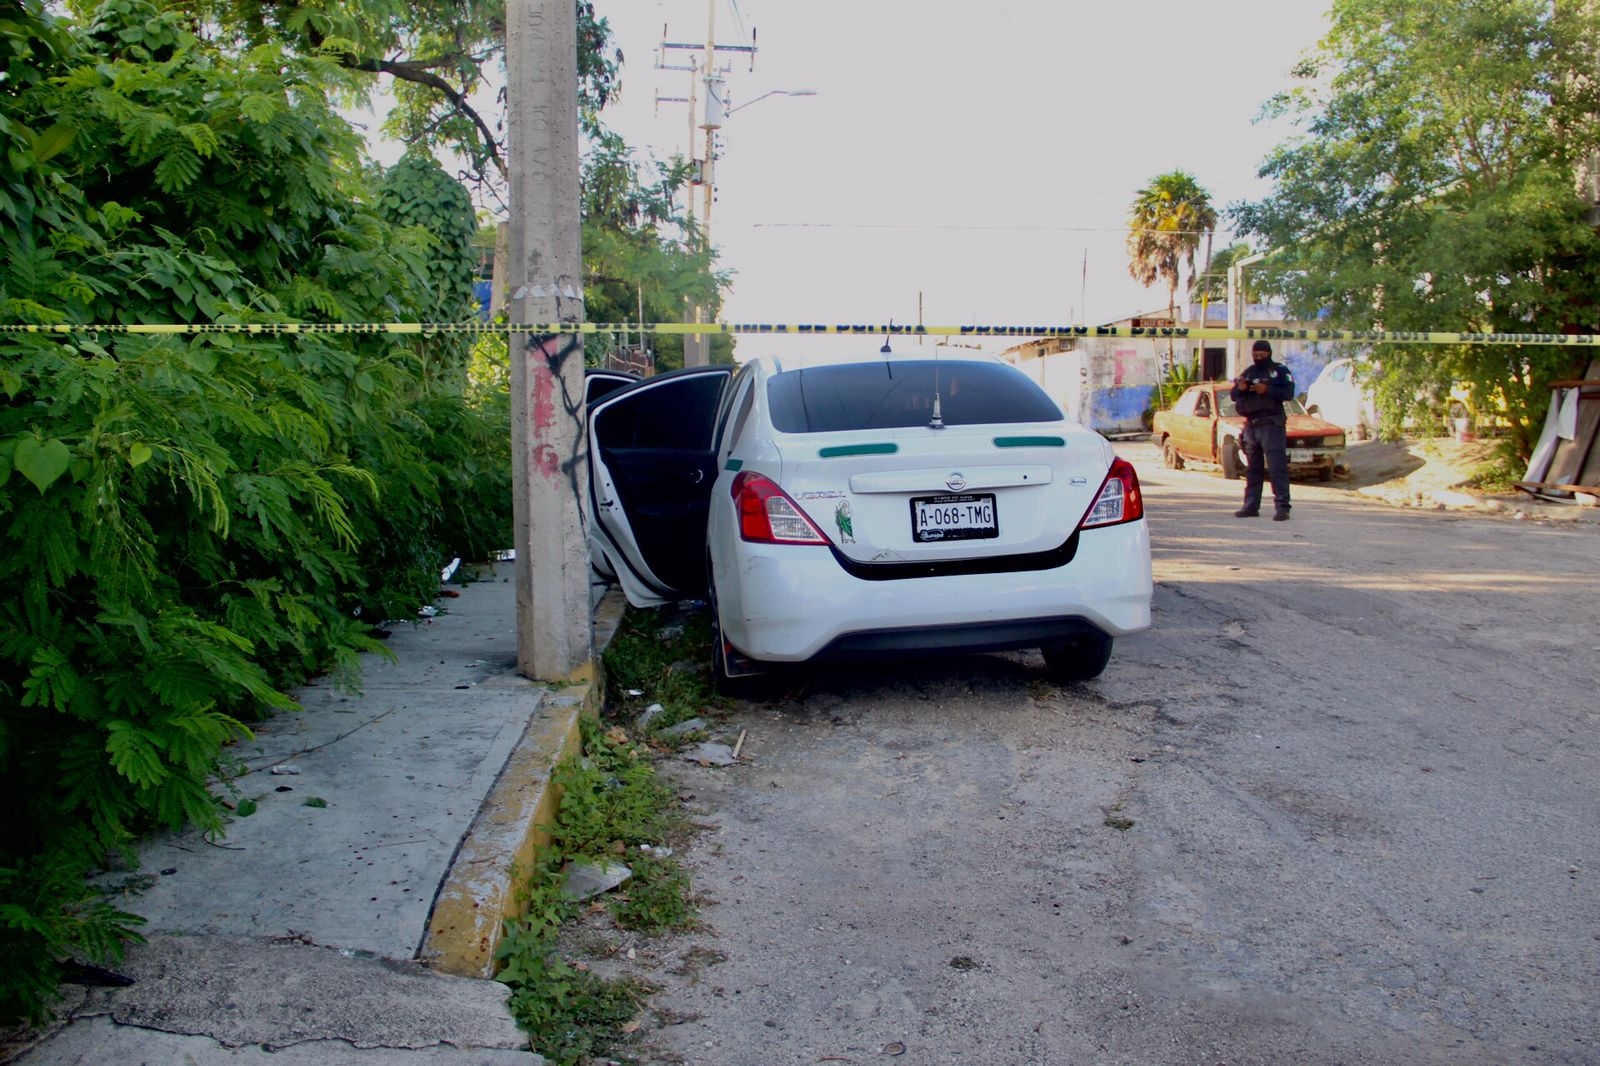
[596, 0, 1333, 356]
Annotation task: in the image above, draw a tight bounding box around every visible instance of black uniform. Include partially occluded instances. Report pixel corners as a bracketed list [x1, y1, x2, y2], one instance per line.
[1230, 355, 1295, 517]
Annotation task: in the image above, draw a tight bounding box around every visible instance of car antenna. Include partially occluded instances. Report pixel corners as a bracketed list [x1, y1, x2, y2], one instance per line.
[929, 340, 945, 430]
[880, 325, 893, 355]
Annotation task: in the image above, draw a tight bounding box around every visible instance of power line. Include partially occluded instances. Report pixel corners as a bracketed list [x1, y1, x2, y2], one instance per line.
[724, 0, 749, 43]
[749, 222, 1243, 237]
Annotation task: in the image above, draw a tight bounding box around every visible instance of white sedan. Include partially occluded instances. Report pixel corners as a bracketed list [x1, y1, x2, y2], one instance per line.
[586, 353, 1151, 692]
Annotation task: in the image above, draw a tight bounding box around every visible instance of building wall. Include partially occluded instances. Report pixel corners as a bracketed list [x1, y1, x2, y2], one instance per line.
[1002, 302, 1344, 431]
[1007, 340, 1158, 435]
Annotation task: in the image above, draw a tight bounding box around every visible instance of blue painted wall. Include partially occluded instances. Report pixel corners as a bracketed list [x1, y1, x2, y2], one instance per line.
[1091, 384, 1156, 430]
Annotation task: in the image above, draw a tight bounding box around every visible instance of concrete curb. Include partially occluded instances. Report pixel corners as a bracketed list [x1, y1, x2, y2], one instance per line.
[421, 587, 629, 979]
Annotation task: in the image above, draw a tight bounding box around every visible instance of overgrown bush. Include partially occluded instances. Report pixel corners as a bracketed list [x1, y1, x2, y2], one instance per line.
[0, 0, 509, 1024]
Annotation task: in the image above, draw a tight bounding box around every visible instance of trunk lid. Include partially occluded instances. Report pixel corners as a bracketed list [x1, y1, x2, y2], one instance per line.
[771, 422, 1111, 562]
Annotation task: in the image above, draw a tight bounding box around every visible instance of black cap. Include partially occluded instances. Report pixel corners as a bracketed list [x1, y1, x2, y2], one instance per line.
[1251, 340, 1272, 354]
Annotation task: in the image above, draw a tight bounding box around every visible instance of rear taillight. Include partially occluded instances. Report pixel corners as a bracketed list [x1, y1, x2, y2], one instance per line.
[1078, 457, 1144, 529]
[731, 471, 830, 545]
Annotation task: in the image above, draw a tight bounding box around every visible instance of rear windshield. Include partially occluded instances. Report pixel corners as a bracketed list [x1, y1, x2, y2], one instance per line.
[765, 360, 1062, 433]
[1218, 393, 1308, 417]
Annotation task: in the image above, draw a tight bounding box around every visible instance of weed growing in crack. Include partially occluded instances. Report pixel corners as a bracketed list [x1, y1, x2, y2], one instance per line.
[498, 708, 698, 1063]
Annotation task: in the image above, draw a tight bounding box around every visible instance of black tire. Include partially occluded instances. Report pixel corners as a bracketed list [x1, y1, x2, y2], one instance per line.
[1318, 461, 1335, 482]
[1162, 438, 1184, 470]
[1221, 438, 1242, 480]
[1040, 632, 1114, 682]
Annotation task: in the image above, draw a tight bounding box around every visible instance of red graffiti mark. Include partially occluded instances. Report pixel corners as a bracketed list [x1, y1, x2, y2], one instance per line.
[532, 355, 557, 431]
[532, 443, 561, 480]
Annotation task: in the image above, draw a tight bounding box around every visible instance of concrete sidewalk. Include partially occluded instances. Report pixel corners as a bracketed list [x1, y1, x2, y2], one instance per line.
[7, 563, 622, 1065]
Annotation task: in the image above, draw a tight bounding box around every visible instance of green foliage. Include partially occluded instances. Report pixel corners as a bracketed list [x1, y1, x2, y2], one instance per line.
[0, 0, 692, 1026]
[498, 711, 692, 1063]
[1464, 445, 1523, 494]
[580, 133, 730, 371]
[0, 0, 511, 1025]
[551, 717, 674, 859]
[0, 850, 145, 1026]
[496, 864, 646, 1066]
[602, 605, 719, 735]
[1156, 355, 1202, 411]
[1190, 242, 1256, 304]
[1234, 0, 1600, 458]
[162, 0, 621, 195]
[610, 849, 692, 933]
[376, 149, 477, 386]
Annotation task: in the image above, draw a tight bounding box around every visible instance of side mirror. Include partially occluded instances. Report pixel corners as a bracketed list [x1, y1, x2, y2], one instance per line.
[1305, 403, 1320, 416]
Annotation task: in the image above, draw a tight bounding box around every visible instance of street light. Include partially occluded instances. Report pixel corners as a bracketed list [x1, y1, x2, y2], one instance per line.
[722, 88, 817, 120]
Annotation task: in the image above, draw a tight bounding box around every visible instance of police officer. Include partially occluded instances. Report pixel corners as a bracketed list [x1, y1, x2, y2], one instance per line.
[1231, 340, 1295, 520]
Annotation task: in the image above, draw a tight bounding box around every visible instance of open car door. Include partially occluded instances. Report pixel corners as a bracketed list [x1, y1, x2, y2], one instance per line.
[584, 369, 643, 583]
[587, 366, 733, 607]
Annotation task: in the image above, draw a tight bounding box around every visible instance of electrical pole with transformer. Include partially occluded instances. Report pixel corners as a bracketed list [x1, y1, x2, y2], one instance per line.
[658, 3, 756, 366]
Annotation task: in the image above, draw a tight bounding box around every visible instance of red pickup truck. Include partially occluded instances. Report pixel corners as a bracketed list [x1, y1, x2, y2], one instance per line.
[1151, 381, 1346, 481]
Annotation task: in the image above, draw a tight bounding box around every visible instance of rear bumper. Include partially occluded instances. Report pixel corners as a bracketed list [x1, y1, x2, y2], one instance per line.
[812, 615, 1112, 661]
[712, 521, 1152, 663]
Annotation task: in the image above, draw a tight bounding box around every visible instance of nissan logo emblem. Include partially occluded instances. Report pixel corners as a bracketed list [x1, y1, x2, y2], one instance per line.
[945, 472, 967, 492]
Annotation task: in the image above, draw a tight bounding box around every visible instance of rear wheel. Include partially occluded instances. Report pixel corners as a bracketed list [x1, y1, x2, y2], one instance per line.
[1162, 438, 1184, 470]
[1221, 438, 1242, 480]
[1041, 632, 1113, 682]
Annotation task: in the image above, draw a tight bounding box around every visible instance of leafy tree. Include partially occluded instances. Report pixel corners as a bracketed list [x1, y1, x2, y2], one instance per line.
[1, 0, 508, 1023]
[1232, 0, 1600, 457]
[135, 0, 622, 204]
[1127, 169, 1218, 354]
[579, 133, 729, 372]
[1189, 242, 1257, 305]
[376, 148, 480, 387]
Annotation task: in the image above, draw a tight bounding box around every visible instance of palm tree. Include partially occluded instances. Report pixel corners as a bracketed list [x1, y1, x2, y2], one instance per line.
[1126, 171, 1218, 379]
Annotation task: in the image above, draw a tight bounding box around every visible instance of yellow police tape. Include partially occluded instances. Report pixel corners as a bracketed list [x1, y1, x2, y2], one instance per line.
[0, 321, 1596, 346]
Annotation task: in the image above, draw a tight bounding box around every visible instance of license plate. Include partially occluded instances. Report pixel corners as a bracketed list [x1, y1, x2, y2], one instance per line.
[911, 493, 998, 542]
[1287, 448, 1314, 463]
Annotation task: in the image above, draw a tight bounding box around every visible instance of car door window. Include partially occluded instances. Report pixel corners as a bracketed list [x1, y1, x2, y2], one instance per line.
[592, 371, 728, 596]
[596, 375, 722, 452]
[1195, 393, 1211, 418]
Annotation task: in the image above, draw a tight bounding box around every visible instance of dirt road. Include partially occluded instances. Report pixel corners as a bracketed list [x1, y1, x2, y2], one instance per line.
[589, 443, 1600, 1065]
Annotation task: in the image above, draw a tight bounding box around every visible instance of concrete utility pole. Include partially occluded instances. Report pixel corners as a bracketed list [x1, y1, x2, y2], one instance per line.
[506, 0, 591, 680]
[1227, 250, 1268, 379]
